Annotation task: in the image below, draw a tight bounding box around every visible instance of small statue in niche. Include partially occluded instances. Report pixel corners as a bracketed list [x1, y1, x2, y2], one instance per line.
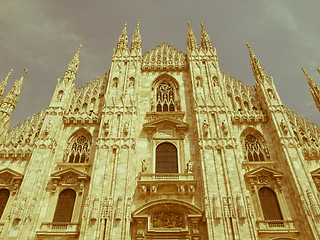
[57, 89, 63, 101]
[123, 122, 129, 136]
[186, 160, 193, 173]
[202, 120, 209, 137]
[268, 89, 275, 100]
[175, 99, 181, 111]
[196, 77, 202, 87]
[141, 158, 147, 172]
[221, 120, 228, 135]
[103, 120, 110, 136]
[113, 78, 118, 88]
[280, 119, 288, 135]
[150, 97, 155, 111]
[129, 77, 135, 87]
[43, 120, 52, 138]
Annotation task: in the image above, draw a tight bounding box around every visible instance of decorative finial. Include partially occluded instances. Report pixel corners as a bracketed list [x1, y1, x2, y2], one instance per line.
[188, 22, 191, 27]
[200, 21, 204, 27]
[302, 67, 310, 78]
[124, 21, 127, 27]
[137, 22, 140, 27]
[246, 43, 251, 51]
[78, 44, 82, 50]
[317, 68, 320, 74]
[23, 68, 28, 77]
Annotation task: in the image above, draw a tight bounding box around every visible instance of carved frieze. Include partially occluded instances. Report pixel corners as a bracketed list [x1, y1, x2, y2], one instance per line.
[151, 211, 184, 228]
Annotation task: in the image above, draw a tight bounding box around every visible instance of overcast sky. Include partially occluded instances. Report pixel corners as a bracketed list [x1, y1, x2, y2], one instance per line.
[0, 0, 319, 127]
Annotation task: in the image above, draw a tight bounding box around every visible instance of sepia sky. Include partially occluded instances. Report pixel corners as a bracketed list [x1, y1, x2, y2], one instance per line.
[0, 0, 319, 126]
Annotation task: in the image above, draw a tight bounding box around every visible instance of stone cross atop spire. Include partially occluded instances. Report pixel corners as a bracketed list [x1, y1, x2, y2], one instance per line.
[0, 69, 13, 101]
[302, 67, 320, 112]
[246, 43, 268, 83]
[200, 21, 213, 53]
[62, 44, 82, 84]
[116, 22, 129, 55]
[187, 22, 198, 53]
[131, 22, 142, 55]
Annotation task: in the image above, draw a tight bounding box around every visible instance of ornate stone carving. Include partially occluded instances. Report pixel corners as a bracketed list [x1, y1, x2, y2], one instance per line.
[151, 212, 184, 228]
[114, 196, 123, 220]
[91, 197, 100, 220]
[140, 158, 147, 173]
[212, 194, 221, 219]
[202, 120, 209, 137]
[236, 194, 245, 219]
[186, 160, 194, 173]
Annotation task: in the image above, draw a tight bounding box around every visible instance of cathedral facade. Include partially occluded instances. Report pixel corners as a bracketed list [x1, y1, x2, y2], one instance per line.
[0, 22, 319, 240]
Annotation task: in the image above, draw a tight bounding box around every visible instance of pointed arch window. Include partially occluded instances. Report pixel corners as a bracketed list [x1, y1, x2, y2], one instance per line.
[156, 82, 175, 112]
[53, 189, 76, 222]
[258, 187, 283, 220]
[156, 143, 178, 173]
[65, 134, 91, 163]
[0, 189, 9, 219]
[244, 135, 266, 162]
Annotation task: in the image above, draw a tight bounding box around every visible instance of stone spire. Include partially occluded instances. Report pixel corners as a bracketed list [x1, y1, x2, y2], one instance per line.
[0, 68, 27, 117]
[0, 69, 13, 101]
[187, 22, 198, 53]
[131, 22, 142, 55]
[302, 68, 320, 112]
[200, 21, 213, 53]
[62, 44, 82, 84]
[116, 22, 129, 55]
[246, 43, 268, 83]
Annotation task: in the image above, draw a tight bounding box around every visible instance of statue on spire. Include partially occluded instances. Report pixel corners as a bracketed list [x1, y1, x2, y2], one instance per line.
[62, 44, 82, 84]
[187, 22, 198, 53]
[302, 68, 320, 112]
[200, 21, 213, 53]
[131, 22, 142, 55]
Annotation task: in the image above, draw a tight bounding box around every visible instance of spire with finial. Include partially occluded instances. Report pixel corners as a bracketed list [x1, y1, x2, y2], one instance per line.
[0, 68, 26, 114]
[200, 21, 213, 53]
[246, 43, 268, 83]
[116, 22, 129, 54]
[131, 22, 142, 55]
[62, 44, 82, 84]
[0, 69, 13, 101]
[302, 68, 320, 112]
[187, 22, 198, 53]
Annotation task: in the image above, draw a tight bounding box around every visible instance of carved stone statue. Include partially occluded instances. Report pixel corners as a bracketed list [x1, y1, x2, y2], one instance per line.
[202, 120, 209, 137]
[141, 158, 147, 172]
[186, 160, 193, 173]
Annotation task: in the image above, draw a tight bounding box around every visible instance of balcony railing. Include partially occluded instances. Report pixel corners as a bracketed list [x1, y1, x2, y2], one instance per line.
[36, 222, 79, 236]
[137, 173, 196, 195]
[257, 219, 298, 233]
[139, 173, 194, 182]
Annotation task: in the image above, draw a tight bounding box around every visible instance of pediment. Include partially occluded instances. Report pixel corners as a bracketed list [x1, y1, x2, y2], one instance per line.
[51, 167, 90, 181]
[311, 167, 320, 177]
[143, 117, 189, 130]
[0, 168, 23, 180]
[244, 166, 283, 178]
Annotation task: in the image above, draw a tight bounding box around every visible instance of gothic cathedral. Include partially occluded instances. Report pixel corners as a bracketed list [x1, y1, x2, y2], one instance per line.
[0, 22, 319, 240]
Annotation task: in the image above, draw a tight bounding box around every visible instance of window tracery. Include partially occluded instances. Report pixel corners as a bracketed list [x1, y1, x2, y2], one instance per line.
[64, 134, 91, 164]
[156, 82, 175, 112]
[244, 134, 266, 162]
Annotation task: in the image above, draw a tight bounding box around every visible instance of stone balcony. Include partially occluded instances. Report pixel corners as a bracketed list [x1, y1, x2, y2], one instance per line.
[36, 222, 80, 237]
[137, 173, 196, 195]
[257, 219, 299, 234]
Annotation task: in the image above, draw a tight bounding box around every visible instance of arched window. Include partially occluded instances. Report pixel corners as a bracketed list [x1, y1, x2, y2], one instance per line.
[0, 189, 9, 219]
[258, 187, 283, 220]
[65, 134, 91, 163]
[156, 143, 178, 173]
[244, 135, 266, 161]
[156, 82, 175, 112]
[53, 189, 76, 222]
